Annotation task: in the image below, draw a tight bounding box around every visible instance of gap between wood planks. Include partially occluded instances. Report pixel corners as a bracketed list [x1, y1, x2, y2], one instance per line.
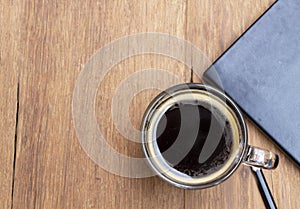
[11, 82, 20, 209]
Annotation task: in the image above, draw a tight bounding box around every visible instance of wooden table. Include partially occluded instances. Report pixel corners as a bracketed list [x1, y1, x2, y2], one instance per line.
[1, 0, 299, 208]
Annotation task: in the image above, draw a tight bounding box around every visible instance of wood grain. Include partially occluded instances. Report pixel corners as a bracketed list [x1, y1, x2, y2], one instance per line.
[0, 1, 20, 208]
[2, 0, 298, 209]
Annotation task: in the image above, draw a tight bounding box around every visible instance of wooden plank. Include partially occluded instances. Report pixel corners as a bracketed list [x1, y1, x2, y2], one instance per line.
[13, 1, 188, 209]
[0, 1, 20, 209]
[0, 45, 18, 208]
[188, 0, 277, 82]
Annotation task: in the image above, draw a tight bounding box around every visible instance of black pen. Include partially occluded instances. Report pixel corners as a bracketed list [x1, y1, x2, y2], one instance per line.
[251, 166, 278, 209]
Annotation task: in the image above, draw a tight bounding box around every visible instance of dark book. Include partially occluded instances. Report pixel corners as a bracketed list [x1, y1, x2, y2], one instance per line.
[203, 0, 300, 165]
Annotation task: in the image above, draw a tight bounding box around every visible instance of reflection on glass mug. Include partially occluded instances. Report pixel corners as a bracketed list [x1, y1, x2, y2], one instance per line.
[141, 83, 278, 189]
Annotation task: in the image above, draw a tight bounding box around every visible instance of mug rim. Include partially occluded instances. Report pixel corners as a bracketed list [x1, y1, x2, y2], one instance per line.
[141, 83, 248, 189]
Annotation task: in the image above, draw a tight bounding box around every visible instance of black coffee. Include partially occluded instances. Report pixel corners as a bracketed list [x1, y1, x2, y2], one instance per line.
[156, 103, 233, 177]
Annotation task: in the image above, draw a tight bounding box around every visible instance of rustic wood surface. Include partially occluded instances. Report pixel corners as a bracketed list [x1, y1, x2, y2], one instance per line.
[1, 0, 299, 208]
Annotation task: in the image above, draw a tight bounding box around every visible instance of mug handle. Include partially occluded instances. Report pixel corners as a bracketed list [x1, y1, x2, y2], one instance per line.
[243, 146, 279, 169]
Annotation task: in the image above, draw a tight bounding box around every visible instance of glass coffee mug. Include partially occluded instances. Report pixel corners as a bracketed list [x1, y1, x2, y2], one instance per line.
[141, 83, 279, 191]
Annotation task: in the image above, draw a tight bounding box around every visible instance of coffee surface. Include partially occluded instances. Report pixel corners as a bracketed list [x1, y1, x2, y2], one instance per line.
[156, 103, 233, 177]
